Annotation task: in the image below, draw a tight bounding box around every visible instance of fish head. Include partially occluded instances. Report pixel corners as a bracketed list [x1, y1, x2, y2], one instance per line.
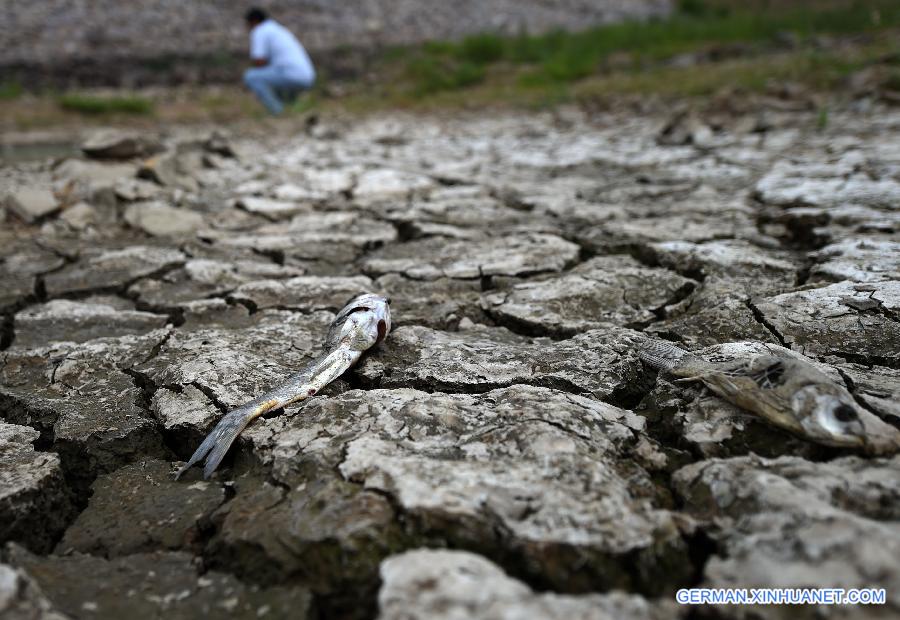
[790, 384, 866, 447]
[331, 293, 392, 349]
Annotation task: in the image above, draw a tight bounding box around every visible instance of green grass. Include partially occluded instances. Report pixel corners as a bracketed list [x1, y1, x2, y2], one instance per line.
[406, 57, 486, 96]
[58, 94, 154, 115]
[0, 81, 23, 100]
[388, 0, 900, 96]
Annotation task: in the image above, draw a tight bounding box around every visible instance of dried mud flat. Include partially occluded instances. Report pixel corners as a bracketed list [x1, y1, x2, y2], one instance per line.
[1, 100, 900, 619]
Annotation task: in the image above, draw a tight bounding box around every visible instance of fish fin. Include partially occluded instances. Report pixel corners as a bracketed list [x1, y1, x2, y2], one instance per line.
[175, 399, 277, 480]
[637, 338, 694, 372]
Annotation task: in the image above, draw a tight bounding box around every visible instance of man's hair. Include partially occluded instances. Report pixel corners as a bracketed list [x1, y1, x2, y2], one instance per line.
[245, 7, 268, 23]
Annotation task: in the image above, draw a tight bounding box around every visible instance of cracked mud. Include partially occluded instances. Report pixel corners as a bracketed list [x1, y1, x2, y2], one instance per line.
[2, 102, 900, 619]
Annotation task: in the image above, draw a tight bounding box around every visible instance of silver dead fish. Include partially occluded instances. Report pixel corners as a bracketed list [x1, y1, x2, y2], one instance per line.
[177, 293, 391, 479]
[637, 338, 867, 448]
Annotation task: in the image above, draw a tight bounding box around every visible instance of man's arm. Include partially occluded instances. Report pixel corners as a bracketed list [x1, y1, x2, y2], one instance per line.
[249, 26, 269, 67]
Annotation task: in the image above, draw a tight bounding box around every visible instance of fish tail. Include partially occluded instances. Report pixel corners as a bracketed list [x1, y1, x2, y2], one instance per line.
[175, 399, 277, 480]
[636, 338, 694, 372]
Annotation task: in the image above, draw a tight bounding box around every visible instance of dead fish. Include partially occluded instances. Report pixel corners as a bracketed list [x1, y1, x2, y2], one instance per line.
[177, 293, 391, 479]
[637, 338, 867, 448]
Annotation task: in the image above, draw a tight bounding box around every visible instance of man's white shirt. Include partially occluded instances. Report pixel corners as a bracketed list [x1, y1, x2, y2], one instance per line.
[250, 20, 315, 82]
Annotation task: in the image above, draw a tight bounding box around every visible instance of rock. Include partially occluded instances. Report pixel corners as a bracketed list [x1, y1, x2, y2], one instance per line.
[13, 300, 167, 349]
[482, 255, 696, 336]
[0, 243, 66, 311]
[0, 332, 171, 489]
[203, 130, 236, 158]
[207, 472, 400, 607]
[128, 258, 303, 309]
[810, 237, 900, 283]
[114, 178, 162, 202]
[779, 204, 900, 243]
[647, 278, 781, 347]
[231, 385, 688, 595]
[43, 246, 185, 296]
[123, 201, 205, 237]
[657, 110, 717, 147]
[353, 168, 436, 203]
[378, 549, 682, 620]
[178, 298, 254, 329]
[835, 363, 900, 427]
[646, 239, 796, 285]
[365, 192, 541, 233]
[0, 422, 74, 553]
[755, 280, 900, 363]
[236, 196, 311, 220]
[577, 213, 758, 254]
[361, 234, 580, 280]
[756, 159, 900, 208]
[58, 202, 97, 230]
[53, 159, 136, 191]
[138, 150, 197, 191]
[299, 168, 356, 195]
[81, 129, 162, 160]
[673, 454, 900, 617]
[271, 183, 324, 202]
[231, 276, 375, 312]
[150, 385, 223, 456]
[134, 310, 336, 410]
[57, 459, 225, 557]
[4, 188, 58, 223]
[374, 274, 485, 329]
[0, 562, 67, 620]
[4, 545, 312, 620]
[355, 324, 649, 402]
[199, 212, 397, 273]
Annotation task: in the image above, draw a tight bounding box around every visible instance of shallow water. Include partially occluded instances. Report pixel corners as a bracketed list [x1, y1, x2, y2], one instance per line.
[0, 140, 79, 163]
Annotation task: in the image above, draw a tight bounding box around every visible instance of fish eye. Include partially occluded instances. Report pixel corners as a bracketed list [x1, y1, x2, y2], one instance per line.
[832, 404, 857, 422]
[384, 296, 392, 304]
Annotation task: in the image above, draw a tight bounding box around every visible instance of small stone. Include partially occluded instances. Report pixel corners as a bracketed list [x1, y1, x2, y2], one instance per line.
[59, 202, 97, 230]
[43, 246, 186, 296]
[755, 280, 900, 362]
[114, 178, 162, 202]
[124, 202, 205, 237]
[81, 129, 162, 160]
[0, 563, 67, 620]
[236, 197, 311, 220]
[674, 455, 900, 611]
[13, 300, 167, 349]
[483, 255, 696, 336]
[810, 237, 900, 283]
[150, 386, 223, 455]
[231, 276, 375, 312]
[0, 422, 75, 553]
[139, 151, 192, 190]
[4, 546, 312, 619]
[353, 168, 435, 203]
[361, 234, 580, 280]
[5, 188, 58, 223]
[356, 324, 647, 401]
[378, 549, 682, 620]
[57, 459, 225, 557]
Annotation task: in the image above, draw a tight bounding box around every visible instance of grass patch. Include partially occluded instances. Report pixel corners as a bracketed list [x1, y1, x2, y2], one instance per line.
[0, 81, 23, 100]
[389, 0, 900, 96]
[406, 57, 486, 96]
[58, 94, 154, 115]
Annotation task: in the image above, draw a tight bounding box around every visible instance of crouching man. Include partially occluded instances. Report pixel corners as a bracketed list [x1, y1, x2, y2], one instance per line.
[243, 7, 316, 115]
